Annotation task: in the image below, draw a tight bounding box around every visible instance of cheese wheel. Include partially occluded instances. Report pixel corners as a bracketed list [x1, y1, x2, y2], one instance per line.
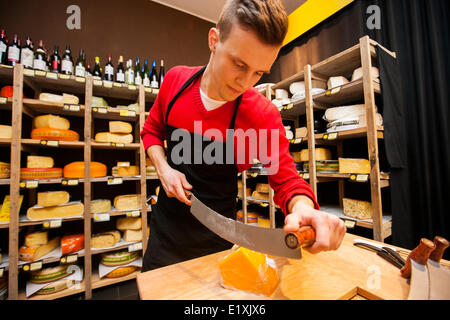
[61, 234, 84, 255]
[236, 210, 259, 225]
[292, 148, 332, 162]
[114, 194, 141, 211]
[20, 168, 63, 180]
[19, 237, 60, 262]
[63, 161, 107, 178]
[27, 202, 84, 220]
[90, 199, 111, 214]
[31, 128, 79, 141]
[37, 191, 70, 207]
[0, 162, 10, 179]
[109, 121, 132, 134]
[37, 279, 75, 295]
[102, 230, 121, 243]
[30, 265, 72, 284]
[101, 251, 139, 266]
[27, 156, 54, 169]
[91, 234, 115, 249]
[338, 158, 371, 174]
[116, 217, 142, 231]
[94, 132, 133, 144]
[33, 114, 70, 130]
[25, 231, 48, 247]
[351, 66, 379, 82]
[123, 229, 142, 242]
[111, 165, 139, 177]
[0, 124, 12, 139]
[39, 93, 79, 105]
[105, 266, 139, 278]
[255, 183, 270, 194]
[327, 76, 349, 89]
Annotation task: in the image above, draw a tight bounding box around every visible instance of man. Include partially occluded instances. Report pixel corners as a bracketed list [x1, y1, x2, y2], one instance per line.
[141, 0, 346, 271]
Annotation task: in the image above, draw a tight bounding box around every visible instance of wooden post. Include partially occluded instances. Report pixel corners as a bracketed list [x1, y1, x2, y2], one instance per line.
[304, 64, 317, 198]
[360, 36, 384, 242]
[139, 85, 148, 252]
[242, 172, 247, 224]
[266, 84, 275, 228]
[337, 140, 344, 208]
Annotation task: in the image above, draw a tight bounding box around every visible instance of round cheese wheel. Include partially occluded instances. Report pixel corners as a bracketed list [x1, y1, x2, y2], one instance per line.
[101, 251, 139, 267]
[19, 245, 39, 261]
[105, 266, 139, 279]
[36, 278, 75, 295]
[33, 114, 70, 130]
[31, 128, 79, 141]
[61, 234, 85, 255]
[20, 168, 63, 180]
[63, 161, 107, 178]
[30, 265, 73, 284]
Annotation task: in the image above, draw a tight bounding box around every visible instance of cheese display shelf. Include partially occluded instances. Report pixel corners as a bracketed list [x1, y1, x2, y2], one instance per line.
[247, 36, 396, 242]
[3, 64, 154, 300]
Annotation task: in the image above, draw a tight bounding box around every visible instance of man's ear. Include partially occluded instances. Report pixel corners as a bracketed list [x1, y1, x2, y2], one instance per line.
[208, 27, 220, 53]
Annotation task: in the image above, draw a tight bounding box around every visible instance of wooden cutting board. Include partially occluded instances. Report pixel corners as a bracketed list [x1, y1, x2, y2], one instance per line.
[136, 233, 445, 300]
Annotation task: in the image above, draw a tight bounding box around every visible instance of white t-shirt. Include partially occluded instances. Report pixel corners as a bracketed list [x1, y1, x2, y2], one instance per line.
[200, 87, 227, 111]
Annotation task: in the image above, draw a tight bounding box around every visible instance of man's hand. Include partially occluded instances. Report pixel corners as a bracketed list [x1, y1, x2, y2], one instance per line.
[284, 195, 346, 254]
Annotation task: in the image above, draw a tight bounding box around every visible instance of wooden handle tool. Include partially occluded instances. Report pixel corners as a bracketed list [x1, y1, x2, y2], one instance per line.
[400, 238, 435, 279]
[285, 226, 316, 249]
[429, 236, 449, 263]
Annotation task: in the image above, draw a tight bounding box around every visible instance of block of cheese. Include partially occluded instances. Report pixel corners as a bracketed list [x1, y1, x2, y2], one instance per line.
[255, 183, 270, 194]
[91, 233, 116, 249]
[27, 202, 84, 220]
[39, 93, 79, 105]
[27, 156, 54, 169]
[292, 148, 332, 162]
[31, 128, 79, 141]
[219, 246, 279, 296]
[238, 187, 251, 197]
[116, 217, 142, 230]
[102, 230, 121, 243]
[105, 266, 139, 278]
[20, 168, 63, 180]
[109, 121, 132, 134]
[19, 237, 60, 262]
[343, 198, 372, 219]
[90, 199, 111, 214]
[338, 158, 370, 174]
[33, 114, 70, 130]
[91, 96, 108, 107]
[0, 125, 12, 139]
[351, 66, 379, 82]
[295, 127, 307, 139]
[112, 165, 139, 177]
[61, 234, 84, 255]
[114, 194, 141, 211]
[95, 132, 133, 144]
[30, 265, 72, 284]
[124, 229, 142, 242]
[37, 191, 69, 207]
[324, 104, 368, 123]
[0, 162, 10, 179]
[327, 76, 349, 89]
[25, 231, 48, 247]
[145, 157, 153, 166]
[63, 161, 107, 178]
[251, 191, 269, 201]
[37, 279, 75, 295]
[101, 251, 139, 267]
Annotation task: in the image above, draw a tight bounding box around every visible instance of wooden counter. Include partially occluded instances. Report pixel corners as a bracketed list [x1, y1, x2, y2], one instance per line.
[136, 232, 449, 300]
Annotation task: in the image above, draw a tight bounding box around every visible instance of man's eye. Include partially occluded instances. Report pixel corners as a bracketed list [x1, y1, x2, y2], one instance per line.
[256, 72, 263, 77]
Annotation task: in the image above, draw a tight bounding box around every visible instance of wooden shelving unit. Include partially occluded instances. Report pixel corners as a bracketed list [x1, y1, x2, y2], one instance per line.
[241, 36, 396, 242]
[0, 64, 159, 300]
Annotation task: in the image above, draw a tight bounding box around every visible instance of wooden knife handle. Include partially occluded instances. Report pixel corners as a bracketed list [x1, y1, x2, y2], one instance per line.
[429, 236, 449, 263]
[285, 226, 316, 249]
[400, 238, 435, 279]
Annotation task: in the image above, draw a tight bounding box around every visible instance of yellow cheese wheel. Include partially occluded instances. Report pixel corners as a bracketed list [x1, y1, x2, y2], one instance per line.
[0, 162, 10, 179]
[109, 121, 132, 134]
[63, 161, 107, 178]
[25, 231, 48, 247]
[27, 156, 54, 169]
[20, 168, 63, 180]
[31, 128, 79, 141]
[33, 114, 70, 130]
[37, 191, 70, 207]
[94, 132, 133, 144]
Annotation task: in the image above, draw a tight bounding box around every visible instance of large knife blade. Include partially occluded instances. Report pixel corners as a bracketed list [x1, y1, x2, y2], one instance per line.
[190, 194, 315, 259]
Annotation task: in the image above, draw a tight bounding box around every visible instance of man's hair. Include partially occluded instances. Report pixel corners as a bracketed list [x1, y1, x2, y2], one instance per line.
[217, 0, 289, 46]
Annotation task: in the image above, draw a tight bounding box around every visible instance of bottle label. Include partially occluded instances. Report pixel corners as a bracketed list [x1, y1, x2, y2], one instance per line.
[116, 71, 125, 82]
[21, 48, 34, 68]
[143, 77, 150, 87]
[105, 65, 114, 76]
[52, 60, 59, 71]
[61, 60, 74, 74]
[33, 59, 47, 71]
[126, 70, 134, 84]
[0, 42, 6, 53]
[151, 80, 159, 89]
[135, 74, 142, 85]
[7, 47, 20, 62]
[75, 65, 85, 77]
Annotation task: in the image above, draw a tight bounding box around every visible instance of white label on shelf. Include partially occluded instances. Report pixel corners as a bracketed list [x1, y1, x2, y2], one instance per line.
[0, 97, 7, 104]
[23, 68, 35, 76]
[25, 180, 39, 189]
[62, 179, 79, 186]
[0, 268, 4, 277]
[128, 242, 142, 252]
[113, 82, 123, 87]
[41, 140, 59, 147]
[345, 220, 356, 228]
[107, 177, 123, 185]
[103, 80, 113, 88]
[29, 261, 43, 272]
[33, 60, 47, 72]
[128, 85, 136, 90]
[43, 219, 62, 229]
[126, 210, 140, 217]
[94, 212, 110, 222]
[291, 138, 302, 144]
[46, 72, 58, 80]
[60, 254, 78, 265]
[302, 173, 310, 180]
[328, 132, 338, 140]
[93, 79, 103, 86]
[75, 76, 86, 83]
[112, 143, 125, 148]
[59, 74, 71, 80]
[356, 174, 369, 182]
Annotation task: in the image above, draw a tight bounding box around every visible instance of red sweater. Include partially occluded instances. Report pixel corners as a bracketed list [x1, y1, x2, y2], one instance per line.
[140, 66, 319, 215]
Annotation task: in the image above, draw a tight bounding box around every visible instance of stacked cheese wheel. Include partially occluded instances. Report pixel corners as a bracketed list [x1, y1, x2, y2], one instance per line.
[95, 121, 133, 144]
[21, 155, 63, 180]
[19, 231, 60, 262]
[251, 183, 271, 201]
[31, 114, 79, 141]
[30, 264, 77, 295]
[63, 161, 107, 178]
[101, 250, 140, 279]
[27, 190, 84, 221]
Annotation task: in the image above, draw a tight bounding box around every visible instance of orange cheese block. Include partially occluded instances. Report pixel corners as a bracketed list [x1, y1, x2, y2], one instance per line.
[19, 237, 60, 262]
[105, 266, 139, 279]
[0, 162, 10, 179]
[61, 234, 85, 255]
[31, 128, 79, 141]
[20, 168, 63, 180]
[219, 246, 279, 296]
[63, 161, 107, 178]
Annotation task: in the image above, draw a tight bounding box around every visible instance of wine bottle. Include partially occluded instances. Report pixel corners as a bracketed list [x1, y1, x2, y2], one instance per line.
[125, 59, 134, 85]
[61, 45, 74, 75]
[86, 63, 92, 76]
[150, 60, 159, 89]
[21, 36, 34, 69]
[134, 57, 142, 85]
[143, 59, 150, 87]
[104, 54, 114, 81]
[6, 34, 20, 66]
[0, 30, 7, 65]
[50, 45, 61, 73]
[116, 55, 125, 83]
[159, 59, 165, 86]
[33, 40, 47, 71]
[75, 48, 86, 77]
[93, 56, 102, 79]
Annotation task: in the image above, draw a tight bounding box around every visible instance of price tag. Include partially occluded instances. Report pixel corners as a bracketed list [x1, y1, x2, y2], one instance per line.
[328, 132, 338, 140]
[113, 82, 123, 88]
[75, 76, 85, 83]
[237, 172, 242, 177]
[111, 142, 125, 148]
[126, 210, 140, 217]
[145, 88, 153, 93]
[108, 177, 123, 185]
[61, 254, 78, 265]
[59, 74, 71, 80]
[20, 180, 38, 189]
[277, 106, 283, 112]
[356, 174, 369, 182]
[302, 173, 310, 180]
[128, 85, 136, 90]
[40, 140, 59, 147]
[259, 202, 269, 207]
[0, 268, 4, 277]
[326, 87, 341, 96]
[152, 88, 159, 94]
[23, 69, 35, 77]
[63, 104, 81, 112]
[93, 80, 103, 86]
[94, 212, 110, 222]
[23, 261, 43, 272]
[290, 138, 302, 144]
[250, 172, 258, 178]
[344, 220, 356, 228]
[35, 70, 46, 77]
[43, 219, 62, 229]
[62, 179, 79, 186]
[119, 110, 129, 117]
[46, 72, 58, 80]
[93, 107, 107, 114]
[0, 97, 7, 104]
[128, 242, 142, 252]
[103, 80, 113, 88]
[283, 103, 294, 110]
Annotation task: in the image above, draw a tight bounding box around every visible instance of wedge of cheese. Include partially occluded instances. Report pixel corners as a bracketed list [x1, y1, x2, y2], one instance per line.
[219, 246, 279, 296]
[26, 202, 84, 220]
[31, 128, 79, 141]
[105, 266, 139, 278]
[109, 121, 132, 134]
[343, 198, 372, 220]
[39, 93, 79, 105]
[0, 162, 10, 179]
[102, 230, 121, 243]
[292, 148, 332, 162]
[30, 265, 72, 284]
[116, 217, 142, 230]
[295, 127, 307, 139]
[338, 158, 370, 174]
[95, 132, 133, 144]
[63, 161, 107, 178]
[37, 191, 70, 207]
[25, 231, 48, 247]
[114, 194, 141, 211]
[90, 199, 111, 214]
[27, 156, 54, 169]
[19, 237, 60, 261]
[123, 229, 142, 242]
[37, 279, 75, 295]
[61, 234, 84, 255]
[101, 251, 139, 267]
[0, 125, 12, 139]
[91, 233, 116, 249]
[33, 114, 70, 130]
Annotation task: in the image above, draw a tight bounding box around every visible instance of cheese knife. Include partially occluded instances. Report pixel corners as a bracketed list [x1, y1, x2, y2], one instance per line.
[189, 194, 315, 259]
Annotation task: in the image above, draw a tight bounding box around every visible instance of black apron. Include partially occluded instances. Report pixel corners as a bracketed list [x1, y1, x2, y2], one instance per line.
[143, 66, 242, 271]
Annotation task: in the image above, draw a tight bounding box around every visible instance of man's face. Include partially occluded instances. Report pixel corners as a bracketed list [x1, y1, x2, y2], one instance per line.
[208, 23, 281, 101]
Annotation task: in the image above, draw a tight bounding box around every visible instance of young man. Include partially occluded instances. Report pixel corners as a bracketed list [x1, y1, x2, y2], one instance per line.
[141, 0, 346, 271]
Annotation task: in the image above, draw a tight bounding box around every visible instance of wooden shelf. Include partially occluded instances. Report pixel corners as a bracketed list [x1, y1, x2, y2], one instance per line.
[22, 98, 85, 118]
[19, 215, 84, 227]
[21, 139, 86, 149]
[91, 141, 140, 150]
[0, 138, 12, 146]
[315, 126, 384, 141]
[272, 70, 305, 91]
[91, 270, 140, 291]
[18, 281, 86, 300]
[0, 64, 14, 82]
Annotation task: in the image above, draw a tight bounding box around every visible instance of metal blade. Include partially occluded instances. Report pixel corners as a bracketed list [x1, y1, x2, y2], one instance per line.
[190, 194, 302, 259]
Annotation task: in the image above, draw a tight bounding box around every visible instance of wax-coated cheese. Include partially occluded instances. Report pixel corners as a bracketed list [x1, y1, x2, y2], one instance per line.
[19, 237, 60, 262]
[37, 191, 69, 207]
[37, 279, 75, 295]
[109, 121, 132, 134]
[116, 217, 142, 230]
[236, 210, 259, 225]
[219, 246, 279, 296]
[255, 183, 270, 194]
[63, 161, 107, 178]
[114, 194, 141, 211]
[90, 199, 111, 214]
[105, 266, 139, 278]
[338, 158, 370, 174]
[101, 251, 139, 267]
[292, 148, 332, 162]
[327, 76, 349, 89]
[20, 168, 63, 180]
[61, 234, 84, 255]
[94, 132, 133, 144]
[0, 162, 10, 179]
[31, 128, 79, 141]
[39, 93, 79, 105]
[123, 229, 142, 242]
[0, 125, 12, 139]
[27, 156, 54, 169]
[30, 265, 71, 284]
[343, 198, 372, 219]
[25, 231, 48, 247]
[33, 114, 70, 130]
[91, 234, 115, 249]
[27, 202, 84, 220]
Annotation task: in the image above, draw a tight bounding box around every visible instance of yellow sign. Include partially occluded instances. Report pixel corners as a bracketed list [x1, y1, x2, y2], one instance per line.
[0, 195, 24, 223]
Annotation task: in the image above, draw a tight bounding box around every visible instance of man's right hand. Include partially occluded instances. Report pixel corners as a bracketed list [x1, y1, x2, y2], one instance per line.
[159, 166, 193, 206]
